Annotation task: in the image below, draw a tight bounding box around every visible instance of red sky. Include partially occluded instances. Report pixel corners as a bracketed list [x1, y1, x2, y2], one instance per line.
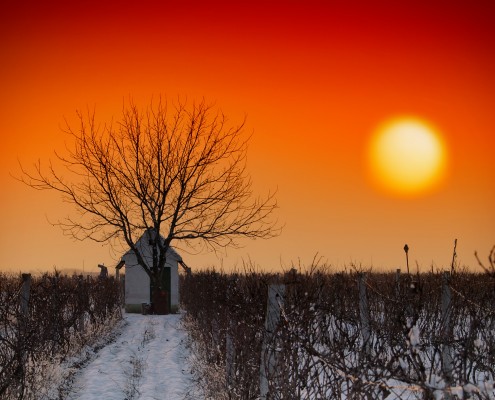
[1, 0, 494, 273]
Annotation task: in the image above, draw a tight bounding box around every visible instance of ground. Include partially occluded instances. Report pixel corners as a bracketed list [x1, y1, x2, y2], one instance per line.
[65, 313, 195, 400]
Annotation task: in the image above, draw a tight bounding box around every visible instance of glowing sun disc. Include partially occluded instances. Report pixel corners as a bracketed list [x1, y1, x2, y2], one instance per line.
[368, 117, 447, 196]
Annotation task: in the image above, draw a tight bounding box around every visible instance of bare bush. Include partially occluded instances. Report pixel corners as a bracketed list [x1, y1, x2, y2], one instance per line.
[180, 267, 495, 399]
[0, 272, 122, 399]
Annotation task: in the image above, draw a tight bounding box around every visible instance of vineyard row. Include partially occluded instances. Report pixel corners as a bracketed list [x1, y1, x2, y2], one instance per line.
[0, 272, 122, 400]
[180, 269, 495, 399]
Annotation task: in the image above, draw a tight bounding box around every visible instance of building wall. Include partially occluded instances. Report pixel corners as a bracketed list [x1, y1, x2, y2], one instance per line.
[124, 260, 150, 309]
[122, 232, 181, 312]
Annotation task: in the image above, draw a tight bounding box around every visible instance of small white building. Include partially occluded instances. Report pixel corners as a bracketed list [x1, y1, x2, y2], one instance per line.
[118, 229, 183, 313]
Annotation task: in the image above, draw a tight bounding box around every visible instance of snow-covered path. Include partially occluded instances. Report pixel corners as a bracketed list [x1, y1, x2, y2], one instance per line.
[67, 314, 195, 400]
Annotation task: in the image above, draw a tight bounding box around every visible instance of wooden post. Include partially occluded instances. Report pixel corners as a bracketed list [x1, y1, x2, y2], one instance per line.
[77, 275, 85, 333]
[441, 271, 453, 399]
[19, 273, 31, 376]
[120, 275, 125, 305]
[260, 284, 285, 400]
[450, 239, 457, 275]
[395, 269, 401, 298]
[211, 319, 219, 348]
[51, 275, 61, 352]
[404, 244, 410, 275]
[20, 273, 31, 318]
[226, 329, 235, 388]
[358, 273, 371, 353]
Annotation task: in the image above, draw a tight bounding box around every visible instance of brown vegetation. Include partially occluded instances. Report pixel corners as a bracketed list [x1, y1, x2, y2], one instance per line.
[0, 272, 122, 399]
[181, 267, 495, 399]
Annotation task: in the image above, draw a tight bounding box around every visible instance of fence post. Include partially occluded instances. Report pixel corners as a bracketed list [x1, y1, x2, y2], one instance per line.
[260, 283, 286, 400]
[20, 273, 31, 318]
[395, 269, 401, 298]
[20, 273, 32, 345]
[18, 273, 32, 385]
[51, 275, 61, 353]
[77, 275, 85, 333]
[441, 271, 453, 399]
[358, 273, 371, 353]
[226, 328, 234, 388]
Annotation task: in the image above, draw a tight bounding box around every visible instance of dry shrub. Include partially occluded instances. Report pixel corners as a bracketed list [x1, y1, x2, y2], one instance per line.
[0, 272, 122, 399]
[181, 266, 495, 399]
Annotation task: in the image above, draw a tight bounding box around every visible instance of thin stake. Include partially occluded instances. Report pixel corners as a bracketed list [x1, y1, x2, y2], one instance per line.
[450, 238, 457, 275]
[404, 244, 410, 275]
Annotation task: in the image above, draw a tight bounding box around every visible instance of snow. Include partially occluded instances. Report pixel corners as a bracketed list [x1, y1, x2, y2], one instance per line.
[407, 324, 420, 348]
[65, 313, 194, 400]
[40, 311, 494, 400]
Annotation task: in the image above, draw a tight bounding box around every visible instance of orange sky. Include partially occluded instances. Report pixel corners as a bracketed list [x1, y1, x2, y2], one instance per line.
[1, 0, 494, 273]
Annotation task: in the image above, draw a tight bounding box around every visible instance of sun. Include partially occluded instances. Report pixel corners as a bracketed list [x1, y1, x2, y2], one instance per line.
[368, 116, 447, 196]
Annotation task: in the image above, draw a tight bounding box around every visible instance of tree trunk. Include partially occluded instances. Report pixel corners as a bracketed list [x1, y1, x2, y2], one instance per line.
[150, 271, 169, 315]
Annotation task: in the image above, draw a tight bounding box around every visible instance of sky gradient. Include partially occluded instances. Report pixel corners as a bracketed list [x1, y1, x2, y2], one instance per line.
[1, 0, 494, 273]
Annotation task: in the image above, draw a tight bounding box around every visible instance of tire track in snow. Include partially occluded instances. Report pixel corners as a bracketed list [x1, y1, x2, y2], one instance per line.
[66, 314, 194, 400]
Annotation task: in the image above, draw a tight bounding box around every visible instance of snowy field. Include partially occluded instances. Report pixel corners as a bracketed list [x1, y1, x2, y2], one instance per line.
[65, 314, 196, 400]
[50, 311, 494, 400]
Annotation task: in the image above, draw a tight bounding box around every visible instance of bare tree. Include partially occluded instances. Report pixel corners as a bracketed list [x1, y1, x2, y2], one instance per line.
[19, 98, 279, 289]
